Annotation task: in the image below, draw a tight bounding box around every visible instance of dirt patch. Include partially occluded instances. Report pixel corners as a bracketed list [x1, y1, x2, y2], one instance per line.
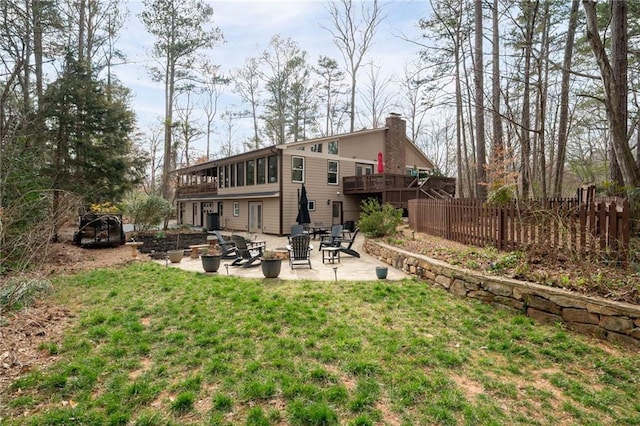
[0, 232, 139, 394]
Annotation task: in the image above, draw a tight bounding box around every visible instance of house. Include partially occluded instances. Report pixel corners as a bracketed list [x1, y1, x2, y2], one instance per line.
[174, 113, 453, 235]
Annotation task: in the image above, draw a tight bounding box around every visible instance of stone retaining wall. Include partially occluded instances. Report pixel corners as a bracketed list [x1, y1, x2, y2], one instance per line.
[364, 239, 640, 349]
[131, 233, 208, 254]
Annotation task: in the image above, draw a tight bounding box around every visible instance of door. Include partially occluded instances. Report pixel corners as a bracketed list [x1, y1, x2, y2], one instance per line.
[249, 201, 262, 233]
[201, 202, 213, 227]
[332, 201, 343, 225]
[192, 203, 198, 226]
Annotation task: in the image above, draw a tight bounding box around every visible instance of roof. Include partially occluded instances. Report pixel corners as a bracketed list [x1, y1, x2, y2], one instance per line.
[177, 191, 280, 201]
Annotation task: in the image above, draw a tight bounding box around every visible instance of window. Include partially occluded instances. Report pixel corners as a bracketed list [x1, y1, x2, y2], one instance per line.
[292, 156, 304, 183]
[233, 202, 240, 216]
[308, 200, 316, 211]
[246, 159, 255, 186]
[236, 162, 244, 186]
[257, 157, 266, 184]
[217, 201, 223, 217]
[356, 163, 373, 176]
[268, 155, 278, 183]
[328, 140, 338, 155]
[311, 143, 322, 153]
[328, 160, 339, 185]
[230, 164, 235, 187]
[224, 164, 230, 187]
[218, 167, 225, 188]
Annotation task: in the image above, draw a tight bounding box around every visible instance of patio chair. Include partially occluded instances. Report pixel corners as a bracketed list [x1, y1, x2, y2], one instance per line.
[230, 235, 263, 268]
[319, 224, 343, 249]
[342, 220, 356, 239]
[288, 234, 312, 269]
[333, 228, 361, 258]
[211, 231, 238, 259]
[287, 224, 305, 242]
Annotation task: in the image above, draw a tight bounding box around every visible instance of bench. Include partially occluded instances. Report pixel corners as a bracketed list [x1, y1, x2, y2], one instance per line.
[189, 244, 210, 259]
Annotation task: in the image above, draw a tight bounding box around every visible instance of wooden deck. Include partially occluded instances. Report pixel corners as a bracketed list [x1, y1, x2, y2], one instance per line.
[343, 174, 455, 209]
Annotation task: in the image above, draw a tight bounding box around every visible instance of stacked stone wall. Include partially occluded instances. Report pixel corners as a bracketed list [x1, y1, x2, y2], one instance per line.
[364, 239, 640, 349]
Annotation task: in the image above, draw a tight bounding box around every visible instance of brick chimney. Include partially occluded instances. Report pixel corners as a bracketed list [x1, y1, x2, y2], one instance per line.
[384, 113, 406, 174]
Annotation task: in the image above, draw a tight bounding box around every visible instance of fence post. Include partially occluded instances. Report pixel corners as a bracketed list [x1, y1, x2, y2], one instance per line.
[497, 207, 504, 250]
[442, 202, 453, 240]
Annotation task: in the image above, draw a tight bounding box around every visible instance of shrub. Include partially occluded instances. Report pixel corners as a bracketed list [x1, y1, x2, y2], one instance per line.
[0, 277, 52, 316]
[120, 193, 172, 232]
[357, 198, 402, 238]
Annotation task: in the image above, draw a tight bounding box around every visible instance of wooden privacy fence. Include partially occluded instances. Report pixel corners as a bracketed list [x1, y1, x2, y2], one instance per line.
[408, 198, 631, 265]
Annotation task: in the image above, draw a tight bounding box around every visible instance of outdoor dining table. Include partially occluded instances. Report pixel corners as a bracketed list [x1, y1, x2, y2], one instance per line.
[310, 225, 329, 240]
[247, 240, 266, 251]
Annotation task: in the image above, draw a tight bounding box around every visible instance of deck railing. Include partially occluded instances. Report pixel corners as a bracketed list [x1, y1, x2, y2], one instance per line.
[176, 182, 218, 196]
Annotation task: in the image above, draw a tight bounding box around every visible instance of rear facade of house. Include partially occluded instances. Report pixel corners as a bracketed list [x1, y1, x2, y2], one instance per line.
[174, 114, 443, 236]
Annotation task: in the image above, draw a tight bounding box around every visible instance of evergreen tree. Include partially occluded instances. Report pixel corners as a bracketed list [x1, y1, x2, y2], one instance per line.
[41, 57, 146, 204]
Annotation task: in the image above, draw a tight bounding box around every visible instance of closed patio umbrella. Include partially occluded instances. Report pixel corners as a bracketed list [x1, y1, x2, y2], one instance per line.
[296, 184, 311, 225]
[377, 151, 384, 173]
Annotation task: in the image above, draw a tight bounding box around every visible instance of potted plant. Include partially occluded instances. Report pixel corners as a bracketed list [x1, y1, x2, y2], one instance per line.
[375, 265, 388, 279]
[201, 244, 222, 273]
[167, 228, 184, 263]
[261, 250, 282, 278]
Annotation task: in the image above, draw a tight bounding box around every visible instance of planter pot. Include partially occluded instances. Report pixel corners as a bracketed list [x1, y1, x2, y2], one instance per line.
[168, 250, 184, 264]
[376, 266, 388, 280]
[201, 254, 221, 273]
[261, 259, 282, 278]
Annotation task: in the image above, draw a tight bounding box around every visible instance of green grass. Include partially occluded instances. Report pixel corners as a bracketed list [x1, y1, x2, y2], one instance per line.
[2, 262, 640, 425]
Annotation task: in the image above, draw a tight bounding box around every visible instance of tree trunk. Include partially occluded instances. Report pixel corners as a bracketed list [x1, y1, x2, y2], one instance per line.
[78, 0, 85, 62]
[455, 40, 464, 198]
[583, 0, 638, 189]
[520, 1, 538, 199]
[491, 0, 504, 187]
[534, 2, 550, 200]
[474, 0, 486, 199]
[161, 52, 175, 200]
[553, 0, 579, 197]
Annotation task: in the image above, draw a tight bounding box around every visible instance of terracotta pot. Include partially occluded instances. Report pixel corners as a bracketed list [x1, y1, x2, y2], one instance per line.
[168, 250, 184, 263]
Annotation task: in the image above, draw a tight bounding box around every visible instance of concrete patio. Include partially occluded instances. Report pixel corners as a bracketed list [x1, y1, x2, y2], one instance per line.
[155, 231, 407, 281]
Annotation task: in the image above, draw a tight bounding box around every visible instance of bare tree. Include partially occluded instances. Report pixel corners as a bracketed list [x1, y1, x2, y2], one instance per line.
[143, 124, 164, 195]
[359, 63, 395, 129]
[323, 0, 383, 132]
[261, 35, 308, 145]
[140, 0, 223, 200]
[489, 0, 504, 190]
[552, 0, 579, 197]
[583, 0, 638, 189]
[233, 57, 262, 150]
[201, 63, 228, 159]
[421, 0, 472, 198]
[174, 89, 204, 167]
[473, 0, 486, 199]
[398, 61, 433, 144]
[314, 56, 347, 136]
[220, 109, 239, 157]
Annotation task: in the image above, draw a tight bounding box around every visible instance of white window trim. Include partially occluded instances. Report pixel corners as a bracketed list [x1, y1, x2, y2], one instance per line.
[292, 156, 305, 183]
[328, 160, 339, 185]
[233, 202, 240, 217]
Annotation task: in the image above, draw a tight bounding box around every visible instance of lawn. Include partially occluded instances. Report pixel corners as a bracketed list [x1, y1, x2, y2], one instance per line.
[2, 262, 640, 425]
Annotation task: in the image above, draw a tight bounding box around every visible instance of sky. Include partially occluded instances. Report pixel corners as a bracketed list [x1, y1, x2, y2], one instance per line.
[114, 0, 431, 155]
